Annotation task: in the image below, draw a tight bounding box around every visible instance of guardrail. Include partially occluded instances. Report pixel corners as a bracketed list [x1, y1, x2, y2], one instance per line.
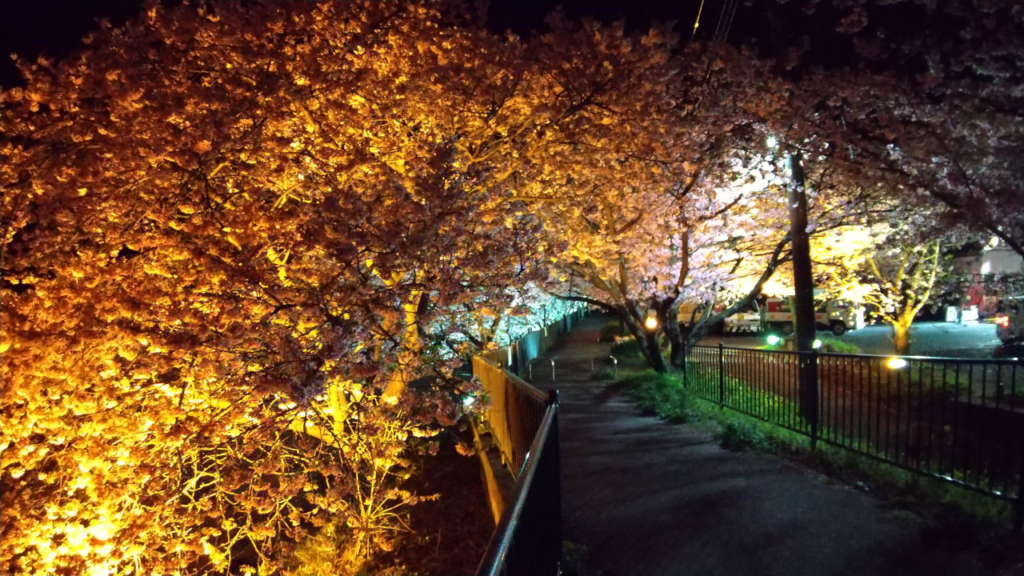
[684, 343, 1024, 528]
[472, 356, 561, 576]
[591, 355, 617, 379]
[528, 358, 556, 384]
[481, 309, 586, 378]
[474, 356, 551, 477]
[469, 309, 592, 575]
[475, 389, 561, 576]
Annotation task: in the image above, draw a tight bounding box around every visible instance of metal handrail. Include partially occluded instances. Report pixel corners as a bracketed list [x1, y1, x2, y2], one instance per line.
[591, 355, 618, 378]
[478, 355, 548, 403]
[528, 358, 556, 383]
[475, 398, 560, 576]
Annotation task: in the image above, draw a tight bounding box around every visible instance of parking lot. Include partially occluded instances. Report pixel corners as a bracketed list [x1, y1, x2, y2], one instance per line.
[704, 322, 1003, 359]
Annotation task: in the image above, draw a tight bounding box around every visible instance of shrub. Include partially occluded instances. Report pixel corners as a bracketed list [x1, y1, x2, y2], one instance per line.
[818, 337, 860, 354]
[593, 367, 617, 381]
[598, 320, 627, 342]
[717, 420, 768, 452]
[610, 336, 644, 359]
[626, 371, 692, 423]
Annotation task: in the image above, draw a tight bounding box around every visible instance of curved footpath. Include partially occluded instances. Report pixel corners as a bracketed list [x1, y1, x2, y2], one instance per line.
[530, 315, 988, 576]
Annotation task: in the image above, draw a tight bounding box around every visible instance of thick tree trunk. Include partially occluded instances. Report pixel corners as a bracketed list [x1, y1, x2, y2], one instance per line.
[642, 328, 669, 373]
[663, 313, 686, 367]
[788, 152, 819, 428]
[685, 310, 715, 346]
[622, 306, 669, 373]
[655, 299, 685, 368]
[892, 315, 913, 355]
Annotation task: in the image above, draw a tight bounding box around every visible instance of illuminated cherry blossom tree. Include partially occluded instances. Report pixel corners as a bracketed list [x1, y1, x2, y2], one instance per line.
[0, 2, 553, 574]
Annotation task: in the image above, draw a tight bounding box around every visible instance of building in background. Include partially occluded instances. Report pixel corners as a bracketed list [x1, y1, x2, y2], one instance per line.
[952, 239, 1024, 318]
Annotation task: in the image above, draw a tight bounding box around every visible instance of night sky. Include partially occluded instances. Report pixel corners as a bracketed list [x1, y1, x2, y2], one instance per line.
[0, 0, 855, 88]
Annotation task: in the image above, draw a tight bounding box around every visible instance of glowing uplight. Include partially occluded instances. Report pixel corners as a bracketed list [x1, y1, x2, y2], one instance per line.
[645, 316, 658, 330]
[887, 357, 908, 370]
[463, 396, 475, 408]
[766, 334, 781, 346]
[812, 339, 822, 349]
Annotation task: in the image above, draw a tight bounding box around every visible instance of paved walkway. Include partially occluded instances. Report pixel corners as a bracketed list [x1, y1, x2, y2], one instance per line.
[532, 315, 988, 576]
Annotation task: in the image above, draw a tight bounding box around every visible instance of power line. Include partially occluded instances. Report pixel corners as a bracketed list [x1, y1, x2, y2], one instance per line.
[723, 0, 739, 41]
[714, 0, 731, 39]
[712, 0, 739, 42]
[692, 0, 706, 41]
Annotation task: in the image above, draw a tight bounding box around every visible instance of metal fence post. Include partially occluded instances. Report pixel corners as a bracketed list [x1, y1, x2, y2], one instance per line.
[681, 340, 687, 387]
[718, 342, 725, 407]
[1017, 357, 1024, 531]
[546, 389, 562, 572]
[809, 349, 819, 451]
[1016, 467, 1024, 531]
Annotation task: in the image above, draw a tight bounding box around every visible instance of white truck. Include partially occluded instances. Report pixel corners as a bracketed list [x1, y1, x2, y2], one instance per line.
[678, 297, 865, 336]
[763, 297, 865, 336]
[678, 301, 762, 333]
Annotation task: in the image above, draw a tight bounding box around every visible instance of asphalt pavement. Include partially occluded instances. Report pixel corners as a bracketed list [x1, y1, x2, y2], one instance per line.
[704, 322, 1002, 359]
[545, 316, 991, 576]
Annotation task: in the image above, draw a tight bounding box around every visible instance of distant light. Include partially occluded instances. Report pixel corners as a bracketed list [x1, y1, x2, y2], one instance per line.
[645, 316, 658, 330]
[887, 357, 908, 370]
[812, 339, 822, 349]
[463, 396, 475, 408]
[766, 135, 778, 149]
[766, 334, 781, 346]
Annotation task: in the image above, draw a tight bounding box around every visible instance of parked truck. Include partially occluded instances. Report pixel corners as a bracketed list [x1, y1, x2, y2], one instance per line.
[679, 297, 865, 336]
[678, 301, 762, 334]
[763, 297, 865, 336]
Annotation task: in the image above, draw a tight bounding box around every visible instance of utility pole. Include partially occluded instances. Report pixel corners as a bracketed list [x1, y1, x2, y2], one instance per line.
[787, 151, 820, 435]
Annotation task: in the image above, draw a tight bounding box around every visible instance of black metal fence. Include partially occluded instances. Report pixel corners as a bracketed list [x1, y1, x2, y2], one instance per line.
[471, 309, 586, 576]
[474, 385, 561, 576]
[473, 356, 554, 479]
[480, 308, 587, 380]
[685, 343, 1024, 526]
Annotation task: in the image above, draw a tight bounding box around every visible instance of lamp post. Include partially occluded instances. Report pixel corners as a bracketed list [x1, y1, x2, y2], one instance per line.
[644, 315, 658, 331]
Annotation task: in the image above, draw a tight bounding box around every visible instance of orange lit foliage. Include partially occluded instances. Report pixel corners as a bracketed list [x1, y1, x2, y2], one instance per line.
[0, 2, 552, 574]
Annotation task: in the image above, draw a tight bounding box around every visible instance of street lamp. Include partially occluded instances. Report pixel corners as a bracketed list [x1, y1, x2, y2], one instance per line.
[887, 357, 908, 370]
[645, 316, 658, 331]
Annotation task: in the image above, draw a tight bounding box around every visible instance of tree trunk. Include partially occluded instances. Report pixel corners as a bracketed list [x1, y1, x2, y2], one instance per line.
[892, 317, 912, 355]
[685, 312, 715, 347]
[663, 312, 685, 367]
[655, 299, 686, 368]
[642, 328, 669, 373]
[788, 151, 819, 428]
[622, 309, 669, 373]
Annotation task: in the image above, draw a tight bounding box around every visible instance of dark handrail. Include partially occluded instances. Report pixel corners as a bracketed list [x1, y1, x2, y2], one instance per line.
[475, 393, 560, 576]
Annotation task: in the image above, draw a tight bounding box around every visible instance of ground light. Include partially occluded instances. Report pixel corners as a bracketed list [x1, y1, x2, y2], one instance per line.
[812, 339, 822, 349]
[766, 334, 781, 346]
[645, 316, 658, 330]
[887, 357, 908, 369]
